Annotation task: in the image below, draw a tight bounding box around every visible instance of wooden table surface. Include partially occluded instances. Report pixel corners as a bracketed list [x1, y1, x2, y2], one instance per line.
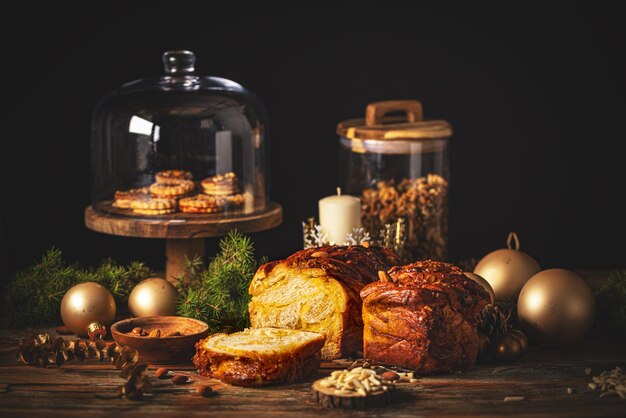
[0, 268, 621, 417]
[0, 327, 625, 418]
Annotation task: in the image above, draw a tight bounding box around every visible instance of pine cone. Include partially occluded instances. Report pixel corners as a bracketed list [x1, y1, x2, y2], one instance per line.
[478, 305, 511, 341]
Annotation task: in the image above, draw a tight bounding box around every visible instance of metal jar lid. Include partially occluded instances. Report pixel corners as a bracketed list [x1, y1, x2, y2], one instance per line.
[337, 100, 452, 154]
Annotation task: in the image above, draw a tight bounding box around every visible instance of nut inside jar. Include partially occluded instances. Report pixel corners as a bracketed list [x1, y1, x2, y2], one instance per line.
[361, 174, 448, 262]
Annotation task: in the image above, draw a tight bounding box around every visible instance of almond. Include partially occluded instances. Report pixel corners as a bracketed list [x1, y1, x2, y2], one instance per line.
[378, 271, 391, 282]
[155, 367, 170, 379]
[311, 251, 328, 258]
[172, 374, 189, 384]
[381, 371, 400, 381]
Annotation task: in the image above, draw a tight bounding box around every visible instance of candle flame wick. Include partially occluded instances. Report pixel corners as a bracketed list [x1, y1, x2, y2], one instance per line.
[336, 187, 341, 196]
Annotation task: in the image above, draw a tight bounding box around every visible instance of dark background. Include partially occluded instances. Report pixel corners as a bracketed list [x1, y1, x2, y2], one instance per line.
[1, 2, 625, 283]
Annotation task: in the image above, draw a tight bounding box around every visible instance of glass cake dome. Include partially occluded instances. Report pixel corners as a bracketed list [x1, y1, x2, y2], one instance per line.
[91, 50, 270, 218]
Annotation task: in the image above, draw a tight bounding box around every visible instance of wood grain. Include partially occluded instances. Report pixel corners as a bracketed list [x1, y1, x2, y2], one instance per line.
[84, 202, 283, 239]
[0, 327, 625, 417]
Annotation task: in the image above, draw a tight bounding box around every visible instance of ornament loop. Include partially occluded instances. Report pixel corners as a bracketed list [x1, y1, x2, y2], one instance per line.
[507, 231, 520, 250]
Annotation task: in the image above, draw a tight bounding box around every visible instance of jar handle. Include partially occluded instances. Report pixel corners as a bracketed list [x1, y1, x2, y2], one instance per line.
[365, 100, 424, 126]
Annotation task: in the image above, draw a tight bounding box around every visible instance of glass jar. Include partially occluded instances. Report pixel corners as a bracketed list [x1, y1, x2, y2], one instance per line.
[337, 100, 452, 262]
[91, 50, 270, 218]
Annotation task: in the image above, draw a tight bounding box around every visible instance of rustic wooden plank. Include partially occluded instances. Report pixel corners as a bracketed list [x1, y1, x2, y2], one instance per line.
[84, 202, 283, 239]
[0, 330, 625, 417]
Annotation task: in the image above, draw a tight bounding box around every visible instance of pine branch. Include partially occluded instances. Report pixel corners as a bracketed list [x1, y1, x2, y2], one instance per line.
[595, 269, 626, 332]
[1, 248, 152, 326]
[175, 230, 263, 333]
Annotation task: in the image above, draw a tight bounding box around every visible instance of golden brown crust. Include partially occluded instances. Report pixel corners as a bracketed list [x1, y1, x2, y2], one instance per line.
[178, 194, 224, 213]
[193, 329, 325, 386]
[149, 180, 194, 198]
[361, 260, 490, 374]
[113, 187, 149, 208]
[155, 170, 193, 184]
[249, 246, 401, 360]
[130, 197, 177, 210]
[201, 172, 238, 196]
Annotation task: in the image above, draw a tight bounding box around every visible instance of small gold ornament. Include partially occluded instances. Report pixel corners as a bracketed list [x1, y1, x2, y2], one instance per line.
[492, 331, 527, 363]
[128, 277, 178, 317]
[517, 268, 595, 346]
[464, 272, 495, 305]
[474, 232, 540, 301]
[60, 282, 116, 337]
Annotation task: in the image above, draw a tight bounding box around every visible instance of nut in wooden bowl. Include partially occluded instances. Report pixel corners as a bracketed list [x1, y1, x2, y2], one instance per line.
[111, 316, 209, 364]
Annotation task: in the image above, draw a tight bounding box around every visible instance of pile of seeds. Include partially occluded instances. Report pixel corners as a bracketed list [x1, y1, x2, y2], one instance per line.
[588, 367, 626, 399]
[318, 367, 390, 396]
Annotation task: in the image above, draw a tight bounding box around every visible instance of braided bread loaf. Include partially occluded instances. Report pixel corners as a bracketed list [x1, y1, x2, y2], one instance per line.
[249, 245, 400, 360]
[361, 260, 490, 373]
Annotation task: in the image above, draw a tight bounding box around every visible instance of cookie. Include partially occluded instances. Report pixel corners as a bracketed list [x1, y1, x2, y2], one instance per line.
[201, 172, 238, 196]
[149, 180, 195, 198]
[132, 208, 177, 215]
[130, 197, 177, 210]
[156, 170, 193, 184]
[113, 187, 149, 209]
[179, 194, 224, 213]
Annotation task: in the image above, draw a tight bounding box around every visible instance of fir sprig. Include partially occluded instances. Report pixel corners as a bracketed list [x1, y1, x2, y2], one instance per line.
[2, 248, 151, 326]
[595, 269, 626, 332]
[176, 231, 265, 333]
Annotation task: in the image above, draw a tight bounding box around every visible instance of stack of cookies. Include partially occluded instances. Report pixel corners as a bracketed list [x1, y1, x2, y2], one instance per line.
[199, 172, 244, 211]
[113, 170, 194, 215]
[112, 170, 243, 216]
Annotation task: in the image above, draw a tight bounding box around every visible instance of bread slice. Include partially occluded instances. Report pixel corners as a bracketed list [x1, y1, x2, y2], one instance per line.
[193, 327, 325, 386]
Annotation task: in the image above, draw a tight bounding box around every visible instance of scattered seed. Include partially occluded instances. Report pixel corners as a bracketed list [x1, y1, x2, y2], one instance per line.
[585, 367, 592, 375]
[567, 387, 575, 395]
[172, 374, 189, 384]
[504, 396, 525, 402]
[155, 367, 170, 379]
[378, 270, 391, 282]
[311, 251, 328, 258]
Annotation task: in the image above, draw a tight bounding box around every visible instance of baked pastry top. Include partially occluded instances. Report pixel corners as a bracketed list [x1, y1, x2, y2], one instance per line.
[249, 245, 400, 360]
[361, 260, 490, 374]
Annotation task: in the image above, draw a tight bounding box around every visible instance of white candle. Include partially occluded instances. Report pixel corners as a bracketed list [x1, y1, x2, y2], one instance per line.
[318, 187, 362, 245]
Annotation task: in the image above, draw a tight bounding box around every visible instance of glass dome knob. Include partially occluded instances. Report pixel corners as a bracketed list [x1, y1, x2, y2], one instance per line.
[163, 50, 195, 74]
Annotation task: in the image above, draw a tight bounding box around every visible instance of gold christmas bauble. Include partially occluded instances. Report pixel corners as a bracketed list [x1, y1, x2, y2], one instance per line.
[517, 269, 595, 346]
[474, 232, 540, 301]
[128, 278, 178, 317]
[493, 332, 525, 363]
[464, 272, 495, 305]
[60, 282, 116, 337]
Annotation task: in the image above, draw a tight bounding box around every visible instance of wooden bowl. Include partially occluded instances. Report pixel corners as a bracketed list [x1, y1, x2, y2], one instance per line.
[111, 316, 209, 364]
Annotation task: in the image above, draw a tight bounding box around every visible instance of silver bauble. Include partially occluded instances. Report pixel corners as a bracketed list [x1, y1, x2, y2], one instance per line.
[474, 232, 540, 301]
[60, 282, 116, 336]
[128, 278, 178, 317]
[517, 268, 595, 346]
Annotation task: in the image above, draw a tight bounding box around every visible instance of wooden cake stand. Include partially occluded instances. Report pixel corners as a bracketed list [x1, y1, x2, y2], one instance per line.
[85, 201, 282, 283]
